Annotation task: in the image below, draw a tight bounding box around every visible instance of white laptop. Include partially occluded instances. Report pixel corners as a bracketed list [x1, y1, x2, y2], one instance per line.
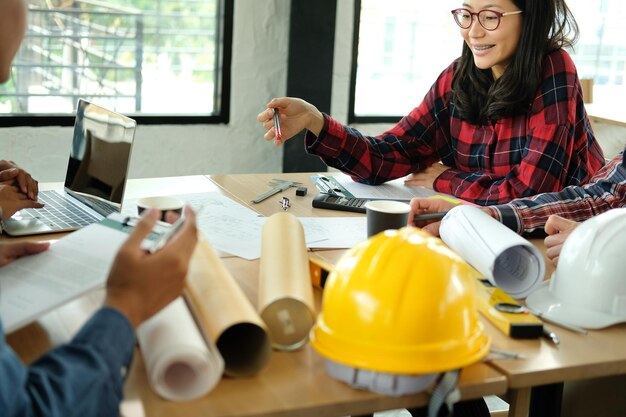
[3, 99, 137, 236]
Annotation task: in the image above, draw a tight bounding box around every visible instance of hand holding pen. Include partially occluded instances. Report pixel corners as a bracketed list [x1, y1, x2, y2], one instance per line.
[408, 198, 459, 236]
[257, 97, 326, 146]
[105, 207, 198, 328]
[149, 213, 188, 253]
[149, 204, 203, 253]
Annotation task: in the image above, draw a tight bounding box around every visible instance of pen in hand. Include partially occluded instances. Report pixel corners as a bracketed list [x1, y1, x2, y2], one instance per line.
[413, 211, 448, 222]
[148, 204, 203, 253]
[273, 108, 282, 143]
[149, 214, 186, 254]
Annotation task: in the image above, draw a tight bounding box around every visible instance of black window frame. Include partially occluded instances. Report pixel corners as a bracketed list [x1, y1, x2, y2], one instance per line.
[1, 0, 233, 127]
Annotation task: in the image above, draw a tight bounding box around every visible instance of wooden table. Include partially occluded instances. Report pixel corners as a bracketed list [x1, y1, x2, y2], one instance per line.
[4, 174, 506, 417]
[486, 299, 626, 417]
[210, 172, 626, 417]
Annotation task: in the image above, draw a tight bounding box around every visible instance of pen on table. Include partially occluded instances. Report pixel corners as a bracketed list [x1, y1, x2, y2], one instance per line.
[413, 211, 448, 222]
[488, 348, 526, 360]
[542, 327, 560, 346]
[273, 108, 282, 142]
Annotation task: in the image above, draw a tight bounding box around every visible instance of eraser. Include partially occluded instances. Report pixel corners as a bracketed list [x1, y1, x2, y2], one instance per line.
[296, 186, 308, 196]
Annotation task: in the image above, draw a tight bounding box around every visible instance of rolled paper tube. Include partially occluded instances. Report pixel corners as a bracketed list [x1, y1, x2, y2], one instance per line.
[184, 239, 272, 377]
[258, 212, 315, 351]
[439, 205, 545, 299]
[137, 297, 224, 401]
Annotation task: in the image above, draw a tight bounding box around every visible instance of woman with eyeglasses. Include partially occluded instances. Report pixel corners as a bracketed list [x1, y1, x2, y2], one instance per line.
[258, 0, 605, 206]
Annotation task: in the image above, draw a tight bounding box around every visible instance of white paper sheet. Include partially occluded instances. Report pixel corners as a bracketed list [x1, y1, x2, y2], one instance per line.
[125, 192, 361, 259]
[0, 222, 126, 333]
[329, 172, 458, 201]
[299, 217, 367, 249]
[137, 297, 224, 401]
[124, 192, 263, 259]
[439, 205, 545, 299]
[0, 214, 181, 333]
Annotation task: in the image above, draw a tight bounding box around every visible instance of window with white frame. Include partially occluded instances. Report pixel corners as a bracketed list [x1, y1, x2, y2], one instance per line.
[0, 0, 231, 122]
[351, 0, 626, 121]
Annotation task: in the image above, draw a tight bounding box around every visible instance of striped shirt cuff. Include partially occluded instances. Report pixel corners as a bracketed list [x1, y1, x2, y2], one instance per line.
[485, 205, 522, 234]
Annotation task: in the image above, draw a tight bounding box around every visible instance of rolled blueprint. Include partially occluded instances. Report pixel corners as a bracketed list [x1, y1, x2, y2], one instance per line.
[137, 297, 224, 401]
[439, 205, 545, 299]
[259, 212, 315, 350]
[185, 239, 271, 377]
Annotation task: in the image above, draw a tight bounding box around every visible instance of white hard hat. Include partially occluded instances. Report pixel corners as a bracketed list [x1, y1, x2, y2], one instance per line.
[526, 208, 626, 330]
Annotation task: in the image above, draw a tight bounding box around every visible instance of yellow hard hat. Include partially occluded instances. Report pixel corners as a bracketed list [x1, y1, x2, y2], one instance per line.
[310, 227, 490, 376]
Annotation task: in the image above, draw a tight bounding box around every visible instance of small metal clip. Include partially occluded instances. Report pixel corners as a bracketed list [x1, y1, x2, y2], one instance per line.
[279, 196, 290, 211]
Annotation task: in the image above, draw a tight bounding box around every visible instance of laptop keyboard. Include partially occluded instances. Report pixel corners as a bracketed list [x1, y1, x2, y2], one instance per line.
[19, 190, 101, 230]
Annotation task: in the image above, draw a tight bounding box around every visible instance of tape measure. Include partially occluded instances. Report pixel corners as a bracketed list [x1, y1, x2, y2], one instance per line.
[476, 279, 543, 338]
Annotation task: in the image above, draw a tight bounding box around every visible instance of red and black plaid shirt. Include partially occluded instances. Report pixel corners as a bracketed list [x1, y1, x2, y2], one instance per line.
[486, 148, 626, 234]
[305, 49, 605, 205]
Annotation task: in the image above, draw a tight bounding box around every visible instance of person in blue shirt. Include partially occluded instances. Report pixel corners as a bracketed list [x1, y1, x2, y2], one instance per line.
[0, 208, 198, 417]
[1, 2, 199, 415]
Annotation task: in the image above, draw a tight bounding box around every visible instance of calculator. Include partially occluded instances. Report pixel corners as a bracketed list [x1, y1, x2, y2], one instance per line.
[312, 193, 369, 213]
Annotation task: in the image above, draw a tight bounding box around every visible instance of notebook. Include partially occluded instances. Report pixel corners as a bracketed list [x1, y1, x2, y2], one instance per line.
[3, 99, 137, 236]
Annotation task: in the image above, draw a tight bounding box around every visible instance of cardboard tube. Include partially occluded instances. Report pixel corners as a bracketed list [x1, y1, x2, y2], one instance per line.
[184, 239, 271, 377]
[137, 297, 224, 401]
[258, 212, 315, 351]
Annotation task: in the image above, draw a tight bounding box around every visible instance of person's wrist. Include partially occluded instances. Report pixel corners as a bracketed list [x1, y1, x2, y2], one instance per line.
[104, 292, 142, 329]
[307, 104, 324, 137]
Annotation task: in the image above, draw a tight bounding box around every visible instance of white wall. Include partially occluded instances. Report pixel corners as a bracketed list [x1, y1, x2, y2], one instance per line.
[0, 0, 291, 182]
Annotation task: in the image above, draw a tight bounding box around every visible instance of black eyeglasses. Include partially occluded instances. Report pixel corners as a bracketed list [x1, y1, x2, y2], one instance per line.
[451, 8, 523, 31]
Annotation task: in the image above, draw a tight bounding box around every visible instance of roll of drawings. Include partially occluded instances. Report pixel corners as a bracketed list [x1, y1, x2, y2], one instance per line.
[439, 205, 546, 299]
[258, 212, 315, 351]
[184, 239, 272, 377]
[137, 297, 224, 401]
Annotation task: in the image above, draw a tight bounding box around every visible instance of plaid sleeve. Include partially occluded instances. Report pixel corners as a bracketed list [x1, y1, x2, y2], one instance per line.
[304, 63, 457, 185]
[434, 49, 605, 205]
[486, 150, 626, 234]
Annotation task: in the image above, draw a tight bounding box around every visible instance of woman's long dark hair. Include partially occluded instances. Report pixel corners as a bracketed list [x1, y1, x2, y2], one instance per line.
[451, 0, 579, 124]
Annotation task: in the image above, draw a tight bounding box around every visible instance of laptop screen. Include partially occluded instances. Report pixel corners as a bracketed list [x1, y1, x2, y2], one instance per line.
[64, 99, 136, 214]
